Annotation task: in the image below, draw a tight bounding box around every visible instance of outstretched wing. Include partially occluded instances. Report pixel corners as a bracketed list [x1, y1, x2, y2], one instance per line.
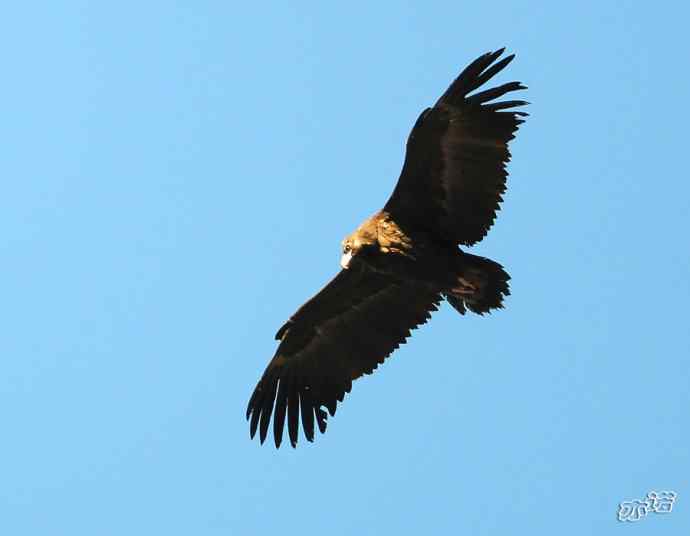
[246, 266, 441, 448]
[384, 48, 528, 246]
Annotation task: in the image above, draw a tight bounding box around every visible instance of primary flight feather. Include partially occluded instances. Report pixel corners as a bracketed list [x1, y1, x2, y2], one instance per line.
[247, 48, 528, 448]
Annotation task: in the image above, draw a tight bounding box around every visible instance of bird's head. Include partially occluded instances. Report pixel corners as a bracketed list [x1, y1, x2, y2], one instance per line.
[340, 225, 378, 270]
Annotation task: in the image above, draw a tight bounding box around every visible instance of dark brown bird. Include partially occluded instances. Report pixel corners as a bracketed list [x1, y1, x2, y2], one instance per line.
[247, 48, 528, 448]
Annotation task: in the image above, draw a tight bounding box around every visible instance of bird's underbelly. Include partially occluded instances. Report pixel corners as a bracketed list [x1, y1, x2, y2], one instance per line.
[365, 246, 456, 287]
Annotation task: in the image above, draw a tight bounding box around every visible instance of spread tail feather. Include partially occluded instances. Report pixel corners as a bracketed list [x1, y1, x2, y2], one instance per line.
[444, 253, 510, 315]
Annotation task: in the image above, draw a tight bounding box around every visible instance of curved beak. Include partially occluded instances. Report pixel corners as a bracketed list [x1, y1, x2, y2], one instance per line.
[340, 251, 353, 269]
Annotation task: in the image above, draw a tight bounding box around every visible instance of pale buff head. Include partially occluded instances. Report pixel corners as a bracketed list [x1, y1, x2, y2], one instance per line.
[340, 219, 378, 269]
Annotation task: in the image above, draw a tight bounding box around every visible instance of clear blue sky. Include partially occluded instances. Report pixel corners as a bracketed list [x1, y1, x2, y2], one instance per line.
[2, 2, 688, 535]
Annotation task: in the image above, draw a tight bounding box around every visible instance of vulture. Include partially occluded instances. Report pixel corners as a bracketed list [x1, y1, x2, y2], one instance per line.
[247, 48, 528, 448]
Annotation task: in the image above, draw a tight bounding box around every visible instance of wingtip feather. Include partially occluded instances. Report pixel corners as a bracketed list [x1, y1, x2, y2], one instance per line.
[438, 48, 523, 107]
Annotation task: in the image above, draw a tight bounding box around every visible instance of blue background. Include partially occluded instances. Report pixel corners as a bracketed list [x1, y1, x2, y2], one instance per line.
[2, 2, 688, 534]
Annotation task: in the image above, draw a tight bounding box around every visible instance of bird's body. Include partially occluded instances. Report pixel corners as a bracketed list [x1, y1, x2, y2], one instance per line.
[247, 48, 527, 448]
[341, 210, 507, 311]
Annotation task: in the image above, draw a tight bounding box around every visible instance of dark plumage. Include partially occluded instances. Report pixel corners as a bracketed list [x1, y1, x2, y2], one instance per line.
[247, 48, 528, 448]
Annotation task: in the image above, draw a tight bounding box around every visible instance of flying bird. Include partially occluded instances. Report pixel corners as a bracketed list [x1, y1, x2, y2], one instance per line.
[247, 48, 528, 448]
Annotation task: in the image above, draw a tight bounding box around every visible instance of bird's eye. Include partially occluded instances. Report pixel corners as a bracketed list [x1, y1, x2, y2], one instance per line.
[343, 244, 351, 254]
